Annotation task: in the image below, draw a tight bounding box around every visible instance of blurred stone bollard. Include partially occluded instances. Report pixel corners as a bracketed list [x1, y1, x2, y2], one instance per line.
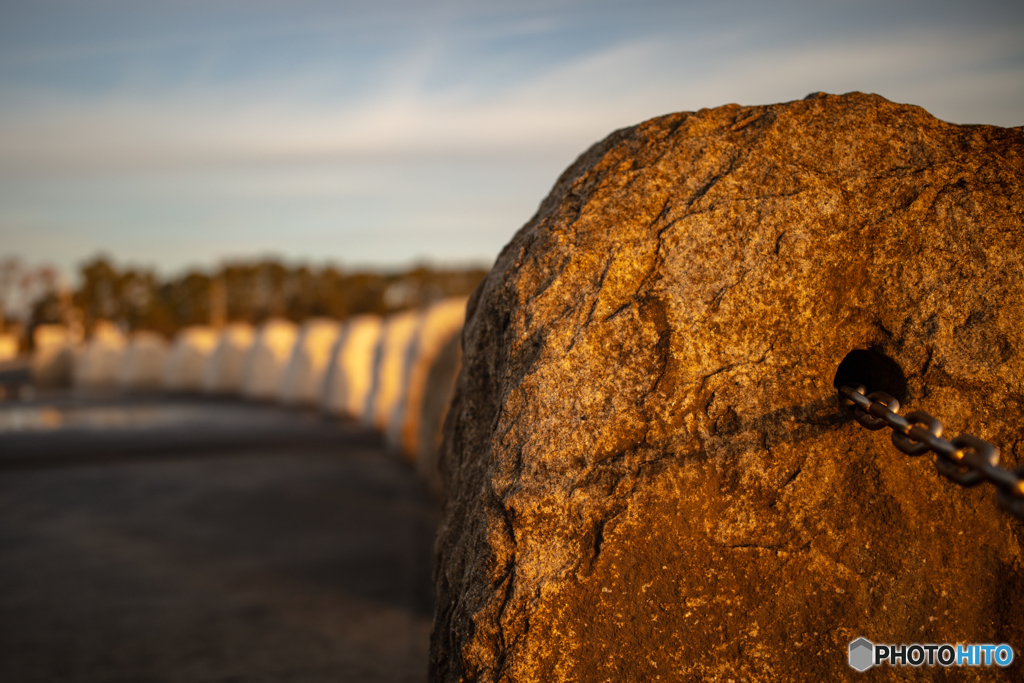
[0, 333, 18, 363]
[202, 323, 256, 395]
[364, 309, 423, 431]
[162, 326, 219, 392]
[31, 324, 77, 389]
[321, 314, 383, 420]
[388, 296, 468, 460]
[279, 317, 341, 406]
[73, 321, 126, 390]
[241, 318, 298, 401]
[118, 330, 169, 390]
[416, 331, 462, 499]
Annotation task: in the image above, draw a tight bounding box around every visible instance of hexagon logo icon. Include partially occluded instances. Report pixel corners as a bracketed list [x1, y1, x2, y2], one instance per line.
[848, 637, 874, 672]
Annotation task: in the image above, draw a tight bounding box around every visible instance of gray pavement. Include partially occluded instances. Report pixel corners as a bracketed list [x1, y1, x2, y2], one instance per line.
[0, 395, 438, 682]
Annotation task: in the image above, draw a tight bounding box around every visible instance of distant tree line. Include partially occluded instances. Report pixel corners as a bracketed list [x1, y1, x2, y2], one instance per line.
[20, 256, 488, 342]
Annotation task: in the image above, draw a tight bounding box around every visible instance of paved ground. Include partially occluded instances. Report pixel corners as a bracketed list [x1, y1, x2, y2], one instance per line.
[0, 394, 438, 682]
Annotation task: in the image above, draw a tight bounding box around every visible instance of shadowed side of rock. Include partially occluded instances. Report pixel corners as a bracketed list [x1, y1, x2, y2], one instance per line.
[431, 92, 1024, 682]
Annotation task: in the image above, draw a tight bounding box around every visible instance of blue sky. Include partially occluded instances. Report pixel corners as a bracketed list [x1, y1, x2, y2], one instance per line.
[1, 0, 1022, 282]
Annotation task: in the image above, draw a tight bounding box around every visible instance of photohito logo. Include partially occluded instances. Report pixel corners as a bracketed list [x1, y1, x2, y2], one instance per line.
[848, 638, 1014, 671]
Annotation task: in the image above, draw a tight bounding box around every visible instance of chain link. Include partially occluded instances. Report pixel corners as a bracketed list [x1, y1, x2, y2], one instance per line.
[836, 384, 1024, 522]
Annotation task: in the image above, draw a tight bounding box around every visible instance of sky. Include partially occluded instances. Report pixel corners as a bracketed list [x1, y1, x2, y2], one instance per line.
[1, 0, 1022, 284]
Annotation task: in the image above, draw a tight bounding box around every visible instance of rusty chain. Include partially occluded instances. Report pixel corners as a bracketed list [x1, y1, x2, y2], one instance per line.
[836, 384, 1024, 522]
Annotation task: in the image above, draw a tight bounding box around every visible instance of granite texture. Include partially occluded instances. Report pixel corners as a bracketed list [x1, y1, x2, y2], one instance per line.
[431, 92, 1024, 682]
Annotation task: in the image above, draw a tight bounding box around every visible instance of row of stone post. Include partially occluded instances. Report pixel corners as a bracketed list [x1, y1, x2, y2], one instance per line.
[29, 297, 467, 483]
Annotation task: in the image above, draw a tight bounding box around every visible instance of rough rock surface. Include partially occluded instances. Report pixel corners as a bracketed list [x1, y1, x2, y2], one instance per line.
[431, 93, 1024, 682]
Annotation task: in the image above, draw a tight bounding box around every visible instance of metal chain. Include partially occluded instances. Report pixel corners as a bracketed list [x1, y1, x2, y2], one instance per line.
[836, 384, 1024, 522]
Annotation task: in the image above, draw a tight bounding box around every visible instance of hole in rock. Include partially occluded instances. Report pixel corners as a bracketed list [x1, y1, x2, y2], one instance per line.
[833, 349, 907, 403]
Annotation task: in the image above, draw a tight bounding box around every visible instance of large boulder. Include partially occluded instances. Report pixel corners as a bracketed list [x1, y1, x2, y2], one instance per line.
[432, 93, 1024, 682]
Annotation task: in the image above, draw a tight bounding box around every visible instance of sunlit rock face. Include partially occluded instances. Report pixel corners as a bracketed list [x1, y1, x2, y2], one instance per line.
[321, 314, 383, 420]
[279, 318, 341, 406]
[32, 324, 78, 388]
[241, 318, 298, 401]
[162, 326, 219, 392]
[364, 309, 423, 431]
[202, 323, 256, 395]
[118, 330, 169, 389]
[73, 321, 126, 389]
[431, 93, 1024, 682]
[387, 297, 468, 459]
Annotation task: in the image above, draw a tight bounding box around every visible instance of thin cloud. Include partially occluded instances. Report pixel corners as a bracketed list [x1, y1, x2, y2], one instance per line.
[1, 0, 1021, 275]
[1, 20, 1020, 174]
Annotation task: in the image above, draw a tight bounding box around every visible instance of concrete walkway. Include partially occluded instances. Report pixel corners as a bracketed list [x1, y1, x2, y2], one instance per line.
[0, 396, 437, 682]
